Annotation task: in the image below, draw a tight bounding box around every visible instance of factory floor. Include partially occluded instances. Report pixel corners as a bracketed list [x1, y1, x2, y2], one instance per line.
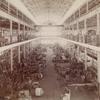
[33, 48, 97, 100]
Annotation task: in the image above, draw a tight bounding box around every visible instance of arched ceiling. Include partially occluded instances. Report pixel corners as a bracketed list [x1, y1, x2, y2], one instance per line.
[21, 0, 76, 25]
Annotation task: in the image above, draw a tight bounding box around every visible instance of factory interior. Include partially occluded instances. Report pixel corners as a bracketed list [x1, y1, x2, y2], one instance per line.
[0, 0, 100, 100]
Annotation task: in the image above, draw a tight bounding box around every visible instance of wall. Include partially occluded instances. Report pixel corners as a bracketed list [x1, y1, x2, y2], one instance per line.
[34, 25, 64, 37]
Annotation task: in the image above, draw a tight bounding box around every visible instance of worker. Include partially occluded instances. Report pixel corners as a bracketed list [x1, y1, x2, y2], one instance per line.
[32, 82, 44, 97]
[35, 86, 44, 97]
[18, 90, 32, 100]
[61, 87, 70, 100]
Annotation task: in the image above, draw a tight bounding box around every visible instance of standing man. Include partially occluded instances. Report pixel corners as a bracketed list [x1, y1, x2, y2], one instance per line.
[61, 87, 70, 100]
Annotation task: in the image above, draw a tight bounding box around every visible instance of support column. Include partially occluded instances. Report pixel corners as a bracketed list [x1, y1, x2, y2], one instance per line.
[1, 28, 4, 46]
[77, 21, 79, 42]
[84, 19, 87, 43]
[1, 28, 3, 36]
[23, 25, 25, 40]
[77, 21, 80, 61]
[18, 24, 21, 63]
[10, 49, 13, 71]
[10, 20, 13, 71]
[18, 46, 21, 63]
[30, 28, 32, 38]
[18, 23, 20, 42]
[97, 13, 100, 99]
[97, 12, 100, 46]
[96, 14, 100, 99]
[23, 44, 26, 58]
[97, 13, 99, 33]
[82, 31, 85, 43]
[85, 48, 87, 70]
[10, 20, 13, 43]
[97, 52, 100, 99]
[77, 46, 80, 61]
[29, 42, 31, 54]
[23, 25, 26, 58]
[72, 27, 74, 41]
[83, 19, 87, 71]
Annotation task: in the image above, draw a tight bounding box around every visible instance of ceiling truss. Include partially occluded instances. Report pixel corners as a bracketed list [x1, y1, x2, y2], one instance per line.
[21, 0, 76, 25]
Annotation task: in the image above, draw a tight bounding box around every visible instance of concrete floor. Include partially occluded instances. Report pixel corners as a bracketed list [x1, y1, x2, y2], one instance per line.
[33, 48, 97, 100]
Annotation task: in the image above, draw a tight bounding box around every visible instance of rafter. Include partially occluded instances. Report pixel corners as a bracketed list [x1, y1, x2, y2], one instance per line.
[21, 0, 76, 25]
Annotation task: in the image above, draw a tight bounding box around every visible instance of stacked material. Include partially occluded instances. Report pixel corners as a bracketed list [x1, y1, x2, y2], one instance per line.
[0, 46, 47, 97]
[52, 45, 97, 85]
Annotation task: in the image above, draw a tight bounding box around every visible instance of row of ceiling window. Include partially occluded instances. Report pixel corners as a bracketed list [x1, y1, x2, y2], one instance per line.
[0, 0, 34, 26]
[65, 0, 100, 24]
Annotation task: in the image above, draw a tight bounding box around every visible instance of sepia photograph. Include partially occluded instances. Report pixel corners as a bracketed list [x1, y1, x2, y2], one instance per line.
[0, 0, 100, 100]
